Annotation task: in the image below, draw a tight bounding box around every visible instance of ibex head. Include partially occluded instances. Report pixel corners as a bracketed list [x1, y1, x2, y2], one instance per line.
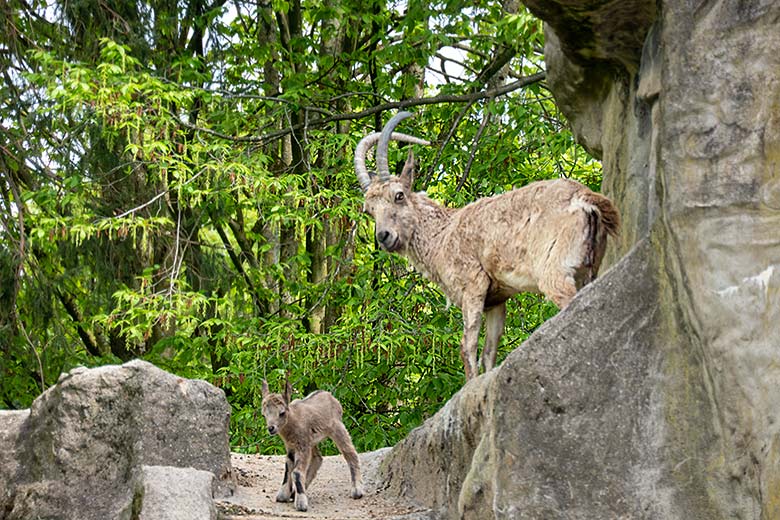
[354, 112, 429, 253]
[261, 379, 291, 436]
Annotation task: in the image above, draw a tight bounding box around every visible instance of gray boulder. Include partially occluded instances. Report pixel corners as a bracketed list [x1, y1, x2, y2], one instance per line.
[0, 359, 234, 520]
[133, 465, 217, 520]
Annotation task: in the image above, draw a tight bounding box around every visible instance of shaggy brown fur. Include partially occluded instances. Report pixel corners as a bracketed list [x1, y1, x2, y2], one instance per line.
[355, 112, 620, 380]
[260, 380, 363, 512]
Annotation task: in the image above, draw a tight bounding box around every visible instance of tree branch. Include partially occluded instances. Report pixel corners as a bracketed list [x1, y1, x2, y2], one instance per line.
[422, 98, 477, 186]
[175, 72, 547, 145]
[456, 108, 492, 193]
[55, 289, 102, 357]
[212, 216, 267, 314]
[472, 45, 518, 90]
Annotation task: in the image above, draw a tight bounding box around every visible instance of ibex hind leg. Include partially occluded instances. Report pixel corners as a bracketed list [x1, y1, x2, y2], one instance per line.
[578, 206, 609, 286]
[331, 423, 364, 499]
[540, 272, 577, 310]
[544, 206, 599, 306]
[306, 445, 323, 486]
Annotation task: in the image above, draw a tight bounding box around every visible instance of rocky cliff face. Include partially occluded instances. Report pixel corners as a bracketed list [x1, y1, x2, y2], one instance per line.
[0, 360, 234, 520]
[380, 1, 780, 518]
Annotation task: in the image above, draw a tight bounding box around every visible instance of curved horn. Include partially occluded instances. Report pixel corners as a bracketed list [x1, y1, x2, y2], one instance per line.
[376, 111, 415, 180]
[354, 131, 430, 192]
[354, 133, 378, 192]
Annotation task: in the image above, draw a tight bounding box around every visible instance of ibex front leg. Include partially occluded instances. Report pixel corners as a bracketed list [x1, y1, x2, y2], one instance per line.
[460, 300, 485, 381]
[291, 445, 312, 511]
[276, 450, 295, 502]
[481, 302, 506, 373]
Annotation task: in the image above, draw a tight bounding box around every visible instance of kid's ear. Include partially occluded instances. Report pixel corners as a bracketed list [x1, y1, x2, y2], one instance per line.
[261, 379, 269, 397]
[400, 149, 415, 190]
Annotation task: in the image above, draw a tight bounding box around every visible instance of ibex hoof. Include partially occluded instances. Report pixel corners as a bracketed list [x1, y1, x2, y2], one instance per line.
[351, 486, 364, 499]
[276, 489, 292, 503]
[294, 493, 308, 511]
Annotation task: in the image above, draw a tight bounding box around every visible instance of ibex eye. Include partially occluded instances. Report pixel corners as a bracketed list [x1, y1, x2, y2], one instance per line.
[279, 410, 286, 417]
[394, 192, 405, 203]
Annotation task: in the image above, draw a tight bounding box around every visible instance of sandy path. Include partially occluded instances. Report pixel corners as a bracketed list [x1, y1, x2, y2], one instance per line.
[217, 450, 431, 520]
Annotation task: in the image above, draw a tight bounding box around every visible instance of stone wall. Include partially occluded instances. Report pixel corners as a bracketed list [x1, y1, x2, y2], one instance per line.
[380, 1, 780, 518]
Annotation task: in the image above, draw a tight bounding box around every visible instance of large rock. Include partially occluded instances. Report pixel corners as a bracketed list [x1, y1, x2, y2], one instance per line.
[381, 1, 780, 518]
[383, 239, 662, 518]
[0, 360, 234, 520]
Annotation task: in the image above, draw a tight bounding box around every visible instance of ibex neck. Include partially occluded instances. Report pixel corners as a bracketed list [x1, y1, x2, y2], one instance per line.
[406, 194, 454, 283]
[278, 413, 303, 442]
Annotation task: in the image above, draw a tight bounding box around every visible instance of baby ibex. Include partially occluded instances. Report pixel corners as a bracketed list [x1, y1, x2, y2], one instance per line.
[355, 112, 620, 381]
[260, 380, 363, 512]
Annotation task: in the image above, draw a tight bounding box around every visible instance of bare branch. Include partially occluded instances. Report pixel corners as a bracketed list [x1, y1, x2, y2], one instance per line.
[422, 99, 478, 187]
[111, 169, 203, 219]
[456, 107, 492, 192]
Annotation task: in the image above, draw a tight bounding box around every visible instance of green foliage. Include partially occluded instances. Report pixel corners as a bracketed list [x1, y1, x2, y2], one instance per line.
[0, 0, 600, 453]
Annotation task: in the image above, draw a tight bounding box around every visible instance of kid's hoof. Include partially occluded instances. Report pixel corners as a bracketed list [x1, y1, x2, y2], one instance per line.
[276, 490, 292, 503]
[351, 486, 364, 499]
[294, 493, 309, 511]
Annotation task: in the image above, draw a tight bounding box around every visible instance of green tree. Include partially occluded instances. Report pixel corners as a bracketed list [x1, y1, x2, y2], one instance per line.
[0, 0, 601, 451]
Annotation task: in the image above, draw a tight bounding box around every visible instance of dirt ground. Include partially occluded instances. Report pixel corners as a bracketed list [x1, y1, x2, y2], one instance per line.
[217, 449, 431, 520]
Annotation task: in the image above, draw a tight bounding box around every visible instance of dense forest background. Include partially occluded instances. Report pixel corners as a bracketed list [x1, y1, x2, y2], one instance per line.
[0, 0, 602, 453]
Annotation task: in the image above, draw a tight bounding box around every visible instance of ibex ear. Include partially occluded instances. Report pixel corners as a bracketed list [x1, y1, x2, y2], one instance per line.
[400, 149, 416, 190]
[261, 379, 269, 397]
[284, 380, 293, 405]
[368, 170, 377, 186]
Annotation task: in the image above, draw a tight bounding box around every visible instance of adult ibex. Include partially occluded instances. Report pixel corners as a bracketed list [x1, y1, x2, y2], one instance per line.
[354, 112, 620, 380]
